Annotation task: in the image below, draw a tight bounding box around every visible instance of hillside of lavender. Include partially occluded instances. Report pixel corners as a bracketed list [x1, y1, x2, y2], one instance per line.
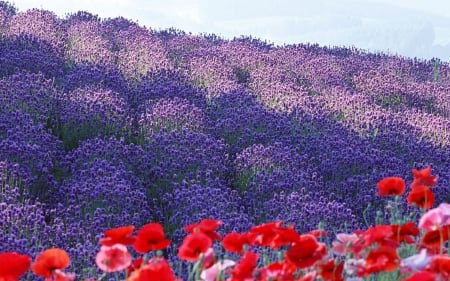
[1, 2, 450, 278]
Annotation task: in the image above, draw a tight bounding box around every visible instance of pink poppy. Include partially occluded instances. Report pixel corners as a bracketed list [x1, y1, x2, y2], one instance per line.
[332, 233, 359, 256]
[201, 248, 215, 269]
[200, 259, 236, 281]
[46, 269, 76, 281]
[419, 203, 450, 231]
[344, 258, 365, 276]
[95, 244, 132, 272]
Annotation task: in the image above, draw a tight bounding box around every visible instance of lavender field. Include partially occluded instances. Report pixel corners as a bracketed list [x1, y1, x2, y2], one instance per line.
[1, 1, 450, 279]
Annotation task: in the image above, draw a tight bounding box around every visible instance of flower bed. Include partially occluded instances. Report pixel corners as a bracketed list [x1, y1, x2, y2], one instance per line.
[2, 166, 449, 281]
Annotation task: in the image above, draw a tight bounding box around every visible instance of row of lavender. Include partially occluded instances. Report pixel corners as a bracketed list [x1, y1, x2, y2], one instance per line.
[1, 1, 450, 279]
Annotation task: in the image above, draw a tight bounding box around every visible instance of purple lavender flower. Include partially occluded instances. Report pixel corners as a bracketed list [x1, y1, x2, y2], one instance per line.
[0, 110, 63, 200]
[65, 20, 114, 66]
[7, 8, 66, 54]
[139, 97, 210, 138]
[55, 86, 130, 149]
[0, 70, 59, 123]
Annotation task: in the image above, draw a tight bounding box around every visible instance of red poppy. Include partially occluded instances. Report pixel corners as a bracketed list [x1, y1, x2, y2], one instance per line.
[228, 251, 259, 280]
[377, 177, 406, 196]
[407, 186, 435, 209]
[363, 246, 400, 276]
[428, 255, 450, 279]
[411, 166, 438, 189]
[285, 234, 327, 269]
[178, 232, 212, 262]
[133, 223, 171, 254]
[127, 257, 180, 281]
[249, 221, 283, 247]
[318, 259, 344, 281]
[0, 252, 31, 281]
[270, 226, 302, 249]
[421, 227, 450, 249]
[31, 248, 71, 278]
[184, 219, 222, 241]
[126, 257, 144, 276]
[404, 271, 437, 281]
[222, 232, 252, 255]
[390, 222, 420, 244]
[100, 225, 136, 246]
[306, 229, 328, 239]
[350, 225, 395, 254]
[259, 261, 297, 280]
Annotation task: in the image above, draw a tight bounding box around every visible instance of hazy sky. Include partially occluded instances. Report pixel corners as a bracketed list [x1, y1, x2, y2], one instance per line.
[11, 0, 450, 61]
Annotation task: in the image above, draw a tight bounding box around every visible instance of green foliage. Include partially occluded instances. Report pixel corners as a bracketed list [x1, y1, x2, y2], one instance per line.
[233, 67, 250, 84]
[432, 59, 440, 82]
[377, 93, 404, 110]
[53, 116, 124, 151]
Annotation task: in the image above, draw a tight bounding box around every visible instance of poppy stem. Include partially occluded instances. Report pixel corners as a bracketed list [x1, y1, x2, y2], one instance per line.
[363, 203, 372, 228]
[96, 273, 107, 281]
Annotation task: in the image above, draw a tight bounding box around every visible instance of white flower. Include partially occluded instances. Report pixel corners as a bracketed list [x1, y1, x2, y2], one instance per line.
[200, 259, 236, 281]
[344, 258, 365, 275]
[401, 249, 431, 271]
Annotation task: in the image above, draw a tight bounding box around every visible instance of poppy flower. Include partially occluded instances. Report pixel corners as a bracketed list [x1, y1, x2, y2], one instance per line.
[407, 186, 435, 209]
[362, 225, 394, 244]
[100, 225, 136, 246]
[259, 261, 297, 280]
[184, 219, 222, 241]
[390, 222, 420, 244]
[411, 166, 438, 189]
[306, 229, 328, 239]
[401, 249, 431, 272]
[343, 258, 365, 276]
[126, 257, 143, 276]
[270, 226, 302, 249]
[133, 222, 171, 254]
[178, 232, 212, 262]
[200, 247, 215, 269]
[319, 259, 344, 281]
[127, 257, 180, 281]
[95, 244, 132, 273]
[51, 269, 76, 281]
[376, 177, 406, 196]
[363, 246, 400, 275]
[419, 203, 450, 231]
[249, 221, 283, 247]
[421, 227, 450, 249]
[428, 255, 450, 279]
[200, 259, 236, 281]
[0, 252, 31, 281]
[350, 225, 395, 255]
[332, 233, 359, 256]
[285, 234, 327, 269]
[222, 232, 250, 254]
[404, 271, 437, 281]
[32, 248, 71, 278]
[228, 251, 259, 280]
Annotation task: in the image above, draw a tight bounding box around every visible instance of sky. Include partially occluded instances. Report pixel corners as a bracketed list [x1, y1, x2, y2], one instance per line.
[10, 0, 450, 62]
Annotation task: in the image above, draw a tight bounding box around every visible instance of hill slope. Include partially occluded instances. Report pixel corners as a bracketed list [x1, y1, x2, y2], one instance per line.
[0, 2, 449, 279]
